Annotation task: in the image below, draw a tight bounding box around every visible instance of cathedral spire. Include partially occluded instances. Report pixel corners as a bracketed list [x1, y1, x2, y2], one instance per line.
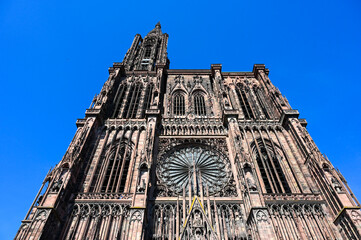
[146, 22, 162, 37]
[122, 22, 168, 71]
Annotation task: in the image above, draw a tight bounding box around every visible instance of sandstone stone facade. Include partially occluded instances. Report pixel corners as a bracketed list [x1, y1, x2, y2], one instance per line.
[15, 23, 361, 240]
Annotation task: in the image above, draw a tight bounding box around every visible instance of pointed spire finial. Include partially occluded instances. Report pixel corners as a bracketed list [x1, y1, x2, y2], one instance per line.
[146, 22, 163, 36]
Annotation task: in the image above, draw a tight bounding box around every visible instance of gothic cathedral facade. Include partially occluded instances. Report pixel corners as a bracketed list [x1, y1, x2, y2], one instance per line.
[16, 23, 361, 240]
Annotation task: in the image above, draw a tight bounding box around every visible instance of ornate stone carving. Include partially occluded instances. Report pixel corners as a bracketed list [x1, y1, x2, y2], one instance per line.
[51, 178, 63, 192]
[130, 210, 144, 222]
[263, 193, 322, 203]
[16, 23, 359, 240]
[156, 143, 236, 197]
[71, 203, 130, 218]
[350, 210, 361, 225]
[255, 210, 269, 222]
[35, 209, 49, 222]
[75, 192, 133, 200]
[331, 177, 343, 193]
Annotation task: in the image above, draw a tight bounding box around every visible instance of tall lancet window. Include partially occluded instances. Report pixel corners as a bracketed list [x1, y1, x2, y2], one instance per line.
[141, 83, 153, 118]
[141, 46, 152, 70]
[113, 83, 128, 118]
[89, 141, 133, 193]
[122, 83, 143, 119]
[236, 85, 254, 119]
[144, 46, 151, 59]
[173, 91, 185, 116]
[252, 139, 291, 194]
[193, 92, 206, 116]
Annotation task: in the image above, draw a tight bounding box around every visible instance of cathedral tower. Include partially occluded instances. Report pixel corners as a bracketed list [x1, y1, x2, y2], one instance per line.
[16, 23, 361, 240]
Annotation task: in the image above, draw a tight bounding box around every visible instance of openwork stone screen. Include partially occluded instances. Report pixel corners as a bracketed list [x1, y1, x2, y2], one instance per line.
[157, 146, 232, 196]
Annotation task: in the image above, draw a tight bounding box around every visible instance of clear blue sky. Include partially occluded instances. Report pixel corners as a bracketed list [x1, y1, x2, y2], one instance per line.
[1, 0, 360, 238]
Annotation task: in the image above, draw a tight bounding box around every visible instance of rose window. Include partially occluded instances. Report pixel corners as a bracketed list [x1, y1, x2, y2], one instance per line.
[157, 146, 232, 195]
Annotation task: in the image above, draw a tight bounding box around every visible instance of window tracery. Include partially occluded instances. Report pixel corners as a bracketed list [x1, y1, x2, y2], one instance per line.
[141, 83, 153, 118]
[193, 92, 206, 116]
[236, 84, 254, 119]
[148, 202, 247, 240]
[173, 91, 185, 116]
[122, 83, 143, 119]
[254, 86, 272, 119]
[89, 140, 133, 193]
[156, 145, 234, 196]
[63, 203, 130, 239]
[144, 46, 152, 59]
[113, 83, 128, 118]
[252, 139, 291, 194]
[268, 203, 333, 240]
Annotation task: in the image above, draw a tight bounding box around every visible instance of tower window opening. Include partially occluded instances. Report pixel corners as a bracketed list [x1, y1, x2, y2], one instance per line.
[236, 87, 254, 119]
[141, 84, 153, 118]
[90, 142, 133, 193]
[253, 140, 291, 194]
[140, 59, 150, 70]
[119, 155, 131, 192]
[254, 87, 271, 119]
[123, 84, 143, 118]
[122, 85, 134, 118]
[113, 84, 128, 118]
[144, 46, 151, 59]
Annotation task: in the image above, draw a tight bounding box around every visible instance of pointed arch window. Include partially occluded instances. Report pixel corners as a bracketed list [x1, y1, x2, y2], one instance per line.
[193, 92, 206, 116]
[122, 83, 143, 119]
[252, 139, 291, 194]
[141, 83, 153, 118]
[173, 91, 185, 116]
[89, 140, 133, 193]
[100, 145, 125, 193]
[236, 86, 254, 119]
[253, 86, 271, 119]
[113, 83, 128, 118]
[144, 46, 152, 59]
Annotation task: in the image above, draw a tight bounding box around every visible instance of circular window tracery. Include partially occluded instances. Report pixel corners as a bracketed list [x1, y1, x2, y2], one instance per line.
[157, 146, 232, 195]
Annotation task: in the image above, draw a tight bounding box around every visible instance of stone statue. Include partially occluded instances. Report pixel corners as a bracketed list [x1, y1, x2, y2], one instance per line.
[331, 177, 342, 193]
[193, 211, 202, 227]
[51, 178, 63, 192]
[137, 179, 146, 193]
[247, 177, 257, 192]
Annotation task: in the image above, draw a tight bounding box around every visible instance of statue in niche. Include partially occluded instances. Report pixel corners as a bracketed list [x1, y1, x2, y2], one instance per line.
[190, 210, 205, 240]
[331, 177, 342, 193]
[193, 228, 205, 240]
[36, 195, 44, 205]
[234, 211, 241, 222]
[247, 178, 257, 192]
[137, 164, 148, 193]
[245, 168, 257, 192]
[51, 178, 63, 192]
[192, 210, 202, 227]
[137, 179, 146, 193]
[152, 92, 159, 107]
